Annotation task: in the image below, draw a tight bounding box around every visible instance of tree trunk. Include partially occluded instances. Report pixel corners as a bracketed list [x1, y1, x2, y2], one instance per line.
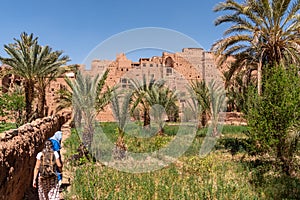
[157, 123, 165, 136]
[143, 109, 151, 127]
[200, 111, 208, 127]
[37, 88, 46, 118]
[113, 133, 127, 160]
[82, 116, 95, 150]
[257, 60, 262, 96]
[24, 80, 34, 122]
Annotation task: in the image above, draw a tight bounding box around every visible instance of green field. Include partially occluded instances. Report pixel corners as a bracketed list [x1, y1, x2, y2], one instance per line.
[62, 123, 299, 200]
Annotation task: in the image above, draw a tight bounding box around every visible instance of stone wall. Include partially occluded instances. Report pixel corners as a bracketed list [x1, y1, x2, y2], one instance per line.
[0, 112, 71, 200]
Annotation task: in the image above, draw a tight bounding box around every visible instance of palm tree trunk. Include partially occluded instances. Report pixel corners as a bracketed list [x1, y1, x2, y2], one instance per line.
[24, 80, 34, 122]
[143, 109, 151, 127]
[157, 125, 164, 135]
[37, 88, 46, 118]
[113, 134, 127, 160]
[201, 111, 208, 127]
[257, 59, 262, 96]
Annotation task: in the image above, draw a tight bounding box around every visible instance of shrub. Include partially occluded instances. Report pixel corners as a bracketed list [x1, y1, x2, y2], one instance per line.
[245, 65, 300, 175]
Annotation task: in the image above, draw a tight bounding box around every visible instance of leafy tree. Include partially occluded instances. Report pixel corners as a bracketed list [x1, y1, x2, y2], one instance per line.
[0, 86, 25, 127]
[245, 65, 300, 175]
[212, 0, 300, 95]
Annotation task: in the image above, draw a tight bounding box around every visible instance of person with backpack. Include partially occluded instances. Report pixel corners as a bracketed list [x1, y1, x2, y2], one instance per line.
[33, 140, 62, 200]
[49, 131, 63, 184]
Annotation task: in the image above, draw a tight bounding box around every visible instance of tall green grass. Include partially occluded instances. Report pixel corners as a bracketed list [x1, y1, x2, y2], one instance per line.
[62, 123, 299, 199]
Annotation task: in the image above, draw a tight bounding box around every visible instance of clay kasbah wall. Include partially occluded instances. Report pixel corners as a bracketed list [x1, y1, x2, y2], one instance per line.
[0, 112, 71, 200]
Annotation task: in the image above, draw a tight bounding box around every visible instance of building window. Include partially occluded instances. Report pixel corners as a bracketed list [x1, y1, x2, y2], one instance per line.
[143, 64, 146, 67]
[150, 64, 153, 67]
[166, 67, 172, 76]
[121, 78, 127, 83]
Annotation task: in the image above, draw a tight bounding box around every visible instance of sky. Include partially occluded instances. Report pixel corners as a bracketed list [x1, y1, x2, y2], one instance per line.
[0, 0, 237, 66]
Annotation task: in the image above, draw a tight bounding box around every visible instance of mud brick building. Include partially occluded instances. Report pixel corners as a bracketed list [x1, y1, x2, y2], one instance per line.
[1, 48, 230, 122]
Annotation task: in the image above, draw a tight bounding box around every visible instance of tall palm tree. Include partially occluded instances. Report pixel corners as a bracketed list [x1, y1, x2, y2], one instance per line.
[0, 33, 39, 121]
[130, 75, 165, 127]
[212, 0, 300, 95]
[0, 32, 69, 121]
[35, 47, 69, 118]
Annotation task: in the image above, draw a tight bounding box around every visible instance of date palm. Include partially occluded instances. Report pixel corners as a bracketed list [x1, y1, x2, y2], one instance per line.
[188, 80, 211, 128]
[188, 80, 226, 136]
[212, 0, 300, 95]
[0, 33, 39, 121]
[35, 47, 69, 118]
[58, 69, 112, 149]
[130, 75, 165, 127]
[111, 91, 131, 159]
[146, 86, 178, 135]
[0, 32, 69, 121]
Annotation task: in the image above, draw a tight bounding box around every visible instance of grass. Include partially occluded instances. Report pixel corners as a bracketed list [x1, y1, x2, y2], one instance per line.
[0, 122, 16, 135]
[62, 122, 300, 200]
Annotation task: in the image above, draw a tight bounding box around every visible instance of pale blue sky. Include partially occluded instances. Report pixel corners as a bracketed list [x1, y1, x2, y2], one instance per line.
[0, 0, 237, 65]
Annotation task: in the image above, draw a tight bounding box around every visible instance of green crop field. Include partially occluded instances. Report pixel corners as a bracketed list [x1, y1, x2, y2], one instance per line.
[62, 123, 300, 200]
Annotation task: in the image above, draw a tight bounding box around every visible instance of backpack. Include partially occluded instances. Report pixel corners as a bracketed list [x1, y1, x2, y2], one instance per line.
[39, 150, 57, 179]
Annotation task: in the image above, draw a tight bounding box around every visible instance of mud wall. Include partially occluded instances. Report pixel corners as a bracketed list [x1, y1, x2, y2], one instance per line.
[0, 112, 71, 200]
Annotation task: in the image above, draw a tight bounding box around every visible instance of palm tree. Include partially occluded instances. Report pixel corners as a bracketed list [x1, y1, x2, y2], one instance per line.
[110, 91, 131, 159]
[212, 0, 300, 95]
[0, 33, 39, 121]
[35, 47, 69, 118]
[188, 80, 211, 128]
[130, 75, 165, 127]
[207, 80, 226, 136]
[0, 32, 69, 121]
[223, 70, 253, 112]
[188, 80, 226, 136]
[57, 69, 112, 149]
[146, 86, 178, 135]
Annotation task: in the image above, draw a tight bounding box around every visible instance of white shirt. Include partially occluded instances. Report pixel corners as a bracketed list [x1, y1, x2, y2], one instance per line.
[36, 151, 59, 160]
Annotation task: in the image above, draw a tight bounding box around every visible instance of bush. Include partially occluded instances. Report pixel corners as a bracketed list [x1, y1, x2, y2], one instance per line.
[245, 65, 300, 175]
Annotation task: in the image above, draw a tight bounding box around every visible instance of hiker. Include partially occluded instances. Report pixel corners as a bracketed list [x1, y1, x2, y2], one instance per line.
[33, 140, 62, 200]
[49, 131, 63, 184]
